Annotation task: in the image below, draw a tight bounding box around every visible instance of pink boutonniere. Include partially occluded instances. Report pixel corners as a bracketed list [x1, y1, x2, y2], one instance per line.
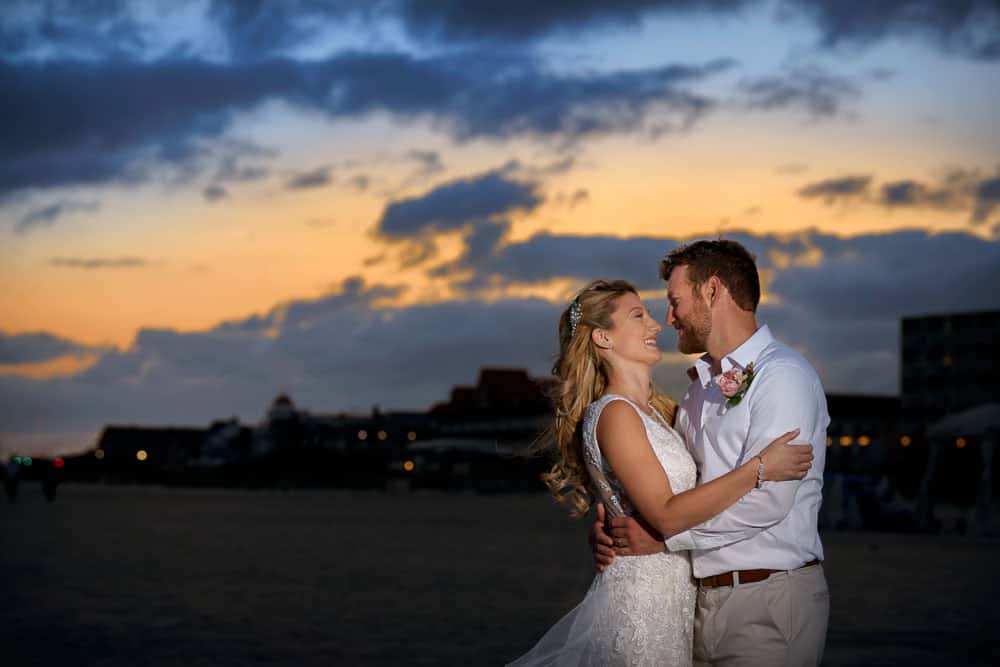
[715, 362, 755, 407]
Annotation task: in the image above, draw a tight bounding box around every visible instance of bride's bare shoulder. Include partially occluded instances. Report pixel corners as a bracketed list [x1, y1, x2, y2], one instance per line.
[595, 399, 645, 442]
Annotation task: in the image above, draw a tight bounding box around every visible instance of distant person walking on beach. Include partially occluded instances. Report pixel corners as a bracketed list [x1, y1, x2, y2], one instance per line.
[508, 274, 813, 666]
[591, 240, 831, 665]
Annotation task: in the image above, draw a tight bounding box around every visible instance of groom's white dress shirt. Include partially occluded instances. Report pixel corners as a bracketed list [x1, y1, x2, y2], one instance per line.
[665, 324, 829, 579]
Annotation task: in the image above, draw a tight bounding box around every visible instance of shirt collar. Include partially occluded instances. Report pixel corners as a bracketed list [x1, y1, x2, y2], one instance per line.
[691, 324, 773, 386]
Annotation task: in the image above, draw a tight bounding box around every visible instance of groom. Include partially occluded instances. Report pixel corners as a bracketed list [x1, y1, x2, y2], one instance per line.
[591, 239, 830, 666]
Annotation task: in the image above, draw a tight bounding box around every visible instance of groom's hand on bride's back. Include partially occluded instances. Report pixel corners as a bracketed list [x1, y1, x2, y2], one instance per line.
[608, 514, 664, 558]
[590, 503, 665, 571]
[590, 503, 616, 571]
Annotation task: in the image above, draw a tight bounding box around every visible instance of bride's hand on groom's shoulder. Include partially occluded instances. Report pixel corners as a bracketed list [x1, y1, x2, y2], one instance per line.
[760, 429, 814, 482]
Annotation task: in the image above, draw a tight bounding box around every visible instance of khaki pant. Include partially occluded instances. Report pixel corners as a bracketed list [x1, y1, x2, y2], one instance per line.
[693, 564, 829, 667]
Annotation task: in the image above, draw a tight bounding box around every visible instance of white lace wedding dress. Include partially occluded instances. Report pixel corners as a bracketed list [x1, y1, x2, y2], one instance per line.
[509, 395, 698, 666]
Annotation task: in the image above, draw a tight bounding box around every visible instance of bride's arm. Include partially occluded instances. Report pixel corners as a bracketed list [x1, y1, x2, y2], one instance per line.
[598, 401, 808, 540]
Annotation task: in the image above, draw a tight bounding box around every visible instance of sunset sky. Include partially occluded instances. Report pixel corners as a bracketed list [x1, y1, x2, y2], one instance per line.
[2, 0, 999, 456]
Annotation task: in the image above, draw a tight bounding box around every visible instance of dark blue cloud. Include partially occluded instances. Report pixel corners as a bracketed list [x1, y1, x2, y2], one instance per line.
[0, 0, 149, 61]
[376, 164, 541, 238]
[0, 331, 94, 364]
[442, 229, 812, 291]
[375, 163, 543, 269]
[973, 174, 1000, 224]
[396, 0, 753, 43]
[205, 0, 1000, 63]
[780, 0, 1000, 61]
[4, 1, 996, 67]
[0, 57, 302, 196]
[206, 0, 372, 61]
[0, 52, 730, 197]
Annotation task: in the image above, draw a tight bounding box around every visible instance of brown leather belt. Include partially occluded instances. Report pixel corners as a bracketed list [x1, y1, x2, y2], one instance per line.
[699, 559, 821, 588]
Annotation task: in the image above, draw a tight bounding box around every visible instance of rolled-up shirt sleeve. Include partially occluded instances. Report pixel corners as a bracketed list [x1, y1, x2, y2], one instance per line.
[665, 362, 824, 552]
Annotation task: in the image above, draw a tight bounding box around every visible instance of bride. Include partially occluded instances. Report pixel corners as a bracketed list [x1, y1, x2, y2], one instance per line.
[508, 280, 811, 666]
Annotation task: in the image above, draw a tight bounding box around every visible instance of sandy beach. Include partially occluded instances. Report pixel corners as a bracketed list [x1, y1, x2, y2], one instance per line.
[2, 484, 996, 666]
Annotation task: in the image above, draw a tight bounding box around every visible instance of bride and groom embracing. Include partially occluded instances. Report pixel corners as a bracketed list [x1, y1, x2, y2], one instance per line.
[510, 240, 830, 666]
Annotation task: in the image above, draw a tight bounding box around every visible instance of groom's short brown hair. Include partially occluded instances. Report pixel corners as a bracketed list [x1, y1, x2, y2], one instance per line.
[659, 239, 760, 312]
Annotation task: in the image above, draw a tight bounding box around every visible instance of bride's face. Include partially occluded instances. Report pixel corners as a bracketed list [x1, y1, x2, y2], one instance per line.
[598, 292, 662, 367]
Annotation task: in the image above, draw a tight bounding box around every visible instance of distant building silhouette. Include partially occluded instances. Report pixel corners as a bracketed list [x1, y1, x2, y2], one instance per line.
[899, 310, 1000, 526]
[93, 425, 206, 483]
[901, 310, 1000, 433]
[431, 368, 555, 419]
[825, 394, 901, 474]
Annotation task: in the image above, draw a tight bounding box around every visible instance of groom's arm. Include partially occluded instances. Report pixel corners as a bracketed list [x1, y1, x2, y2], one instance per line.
[664, 362, 825, 552]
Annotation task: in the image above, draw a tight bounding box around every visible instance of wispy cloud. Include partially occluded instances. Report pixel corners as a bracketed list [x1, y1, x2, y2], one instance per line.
[797, 166, 1000, 224]
[739, 65, 862, 118]
[286, 166, 333, 190]
[797, 175, 872, 203]
[15, 199, 99, 234]
[48, 257, 153, 270]
[203, 184, 228, 202]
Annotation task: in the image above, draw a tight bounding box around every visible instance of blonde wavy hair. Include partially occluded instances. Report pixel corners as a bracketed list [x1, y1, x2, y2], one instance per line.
[542, 279, 677, 517]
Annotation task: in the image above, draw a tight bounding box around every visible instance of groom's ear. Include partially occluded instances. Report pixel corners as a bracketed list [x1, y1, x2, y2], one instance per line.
[708, 275, 728, 307]
[700, 276, 719, 307]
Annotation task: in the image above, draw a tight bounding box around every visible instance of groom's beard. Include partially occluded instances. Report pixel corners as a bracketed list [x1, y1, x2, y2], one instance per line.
[676, 304, 711, 355]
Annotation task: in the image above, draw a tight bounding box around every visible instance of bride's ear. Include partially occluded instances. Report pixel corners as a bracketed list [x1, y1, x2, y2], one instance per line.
[592, 328, 613, 350]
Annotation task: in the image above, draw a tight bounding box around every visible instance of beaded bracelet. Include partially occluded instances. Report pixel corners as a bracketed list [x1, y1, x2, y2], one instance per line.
[755, 454, 765, 489]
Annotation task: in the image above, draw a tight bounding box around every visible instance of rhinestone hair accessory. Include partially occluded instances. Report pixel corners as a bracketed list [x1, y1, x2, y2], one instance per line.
[569, 299, 583, 336]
